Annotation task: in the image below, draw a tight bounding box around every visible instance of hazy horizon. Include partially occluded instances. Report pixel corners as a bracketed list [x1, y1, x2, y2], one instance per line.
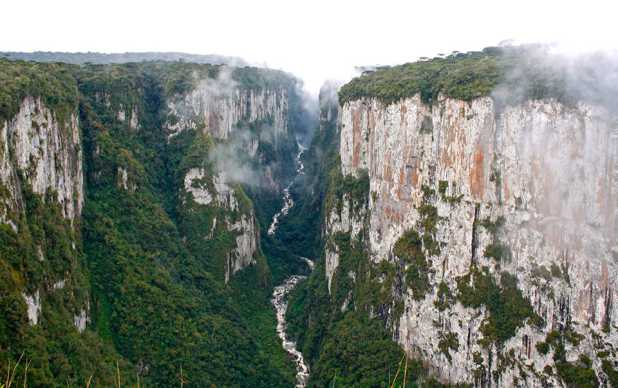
[3, 0, 618, 94]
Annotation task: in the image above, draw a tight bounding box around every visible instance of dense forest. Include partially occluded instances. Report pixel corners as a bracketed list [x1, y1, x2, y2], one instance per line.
[0, 58, 310, 386]
[2, 45, 618, 387]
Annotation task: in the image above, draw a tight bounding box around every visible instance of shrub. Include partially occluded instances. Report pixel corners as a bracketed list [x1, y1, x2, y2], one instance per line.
[434, 281, 455, 311]
[438, 332, 460, 362]
[456, 268, 537, 345]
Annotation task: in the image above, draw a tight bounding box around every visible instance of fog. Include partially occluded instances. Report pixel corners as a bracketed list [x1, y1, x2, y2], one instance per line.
[492, 45, 618, 112]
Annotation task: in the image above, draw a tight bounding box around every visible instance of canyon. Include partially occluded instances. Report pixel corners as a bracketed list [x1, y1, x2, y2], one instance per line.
[1, 47, 618, 387]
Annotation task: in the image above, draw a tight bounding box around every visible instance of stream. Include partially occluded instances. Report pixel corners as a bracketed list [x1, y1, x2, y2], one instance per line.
[268, 143, 312, 387]
[267, 144, 305, 236]
[272, 274, 311, 387]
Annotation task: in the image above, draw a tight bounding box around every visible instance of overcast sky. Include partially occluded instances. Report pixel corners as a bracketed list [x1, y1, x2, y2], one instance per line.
[3, 0, 617, 93]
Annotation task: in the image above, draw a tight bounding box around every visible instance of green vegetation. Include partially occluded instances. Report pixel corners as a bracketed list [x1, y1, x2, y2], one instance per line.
[538, 329, 599, 386]
[0, 59, 303, 386]
[438, 181, 464, 204]
[0, 59, 78, 124]
[536, 340, 550, 355]
[602, 359, 618, 387]
[484, 242, 511, 262]
[438, 332, 460, 363]
[308, 311, 406, 387]
[0, 185, 132, 386]
[557, 355, 598, 387]
[300, 311, 449, 388]
[479, 216, 511, 263]
[78, 61, 297, 386]
[438, 181, 449, 197]
[479, 216, 505, 236]
[434, 281, 455, 311]
[418, 185, 441, 256]
[325, 160, 370, 214]
[394, 230, 432, 300]
[456, 268, 538, 345]
[338, 46, 575, 106]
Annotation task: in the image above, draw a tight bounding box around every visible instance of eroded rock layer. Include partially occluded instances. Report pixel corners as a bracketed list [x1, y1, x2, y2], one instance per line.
[325, 93, 618, 386]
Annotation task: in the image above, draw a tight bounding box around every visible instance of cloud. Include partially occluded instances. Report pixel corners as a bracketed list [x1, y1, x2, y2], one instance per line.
[492, 44, 618, 112]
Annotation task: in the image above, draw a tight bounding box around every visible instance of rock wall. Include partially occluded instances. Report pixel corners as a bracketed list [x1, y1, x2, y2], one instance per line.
[167, 79, 288, 140]
[1, 96, 87, 332]
[170, 75, 296, 280]
[327, 94, 618, 386]
[0, 96, 83, 224]
[183, 167, 258, 283]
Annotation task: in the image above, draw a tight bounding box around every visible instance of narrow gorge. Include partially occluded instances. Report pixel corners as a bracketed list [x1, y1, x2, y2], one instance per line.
[1, 46, 618, 387]
[268, 135, 313, 387]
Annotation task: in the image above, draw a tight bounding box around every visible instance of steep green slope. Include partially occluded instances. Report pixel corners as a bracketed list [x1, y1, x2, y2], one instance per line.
[0, 59, 302, 386]
[0, 60, 133, 387]
[78, 62, 298, 386]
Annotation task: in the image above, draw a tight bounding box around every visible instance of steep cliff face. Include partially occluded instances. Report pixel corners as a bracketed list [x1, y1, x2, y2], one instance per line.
[168, 81, 288, 140]
[168, 70, 298, 278]
[0, 61, 128, 385]
[1, 96, 83, 224]
[0, 95, 88, 328]
[325, 92, 618, 385]
[182, 167, 259, 283]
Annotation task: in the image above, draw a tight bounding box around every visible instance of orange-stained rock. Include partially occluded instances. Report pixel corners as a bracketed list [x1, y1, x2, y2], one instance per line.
[470, 145, 485, 200]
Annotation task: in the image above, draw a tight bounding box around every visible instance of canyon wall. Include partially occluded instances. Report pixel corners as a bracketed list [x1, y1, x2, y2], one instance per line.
[167, 71, 298, 279]
[168, 81, 288, 141]
[0, 96, 88, 332]
[325, 93, 618, 386]
[1, 96, 83, 225]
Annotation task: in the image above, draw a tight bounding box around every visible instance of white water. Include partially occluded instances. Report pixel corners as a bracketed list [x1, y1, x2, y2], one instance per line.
[268, 144, 306, 236]
[272, 274, 310, 387]
[268, 143, 313, 386]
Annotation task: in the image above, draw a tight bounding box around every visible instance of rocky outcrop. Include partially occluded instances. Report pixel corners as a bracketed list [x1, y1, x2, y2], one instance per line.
[0, 96, 83, 224]
[327, 94, 618, 386]
[117, 105, 139, 130]
[1, 97, 88, 330]
[183, 167, 258, 282]
[172, 73, 299, 281]
[22, 290, 41, 325]
[73, 306, 90, 333]
[226, 214, 258, 283]
[167, 78, 288, 140]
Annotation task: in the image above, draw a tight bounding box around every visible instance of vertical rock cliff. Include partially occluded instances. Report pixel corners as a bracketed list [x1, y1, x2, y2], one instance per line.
[331, 93, 617, 385]
[167, 68, 300, 280]
[1, 94, 88, 329]
[1, 96, 83, 223]
[0, 60, 130, 387]
[291, 49, 618, 387]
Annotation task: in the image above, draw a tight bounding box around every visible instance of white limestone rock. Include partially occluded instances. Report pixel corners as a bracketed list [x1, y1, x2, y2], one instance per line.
[22, 290, 41, 326]
[0, 97, 83, 224]
[74, 306, 90, 333]
[328, 94, 618, 386]
[167, 78, 288, 141]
